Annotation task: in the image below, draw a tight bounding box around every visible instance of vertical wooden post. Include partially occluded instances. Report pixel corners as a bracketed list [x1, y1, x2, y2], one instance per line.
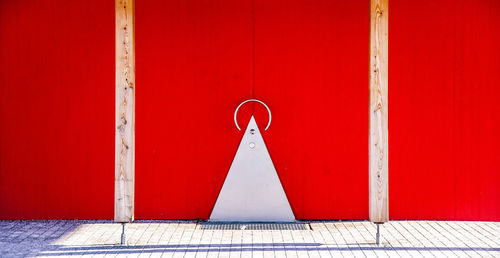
[115, 0, 135, 222]
[369, 0, 388, 223]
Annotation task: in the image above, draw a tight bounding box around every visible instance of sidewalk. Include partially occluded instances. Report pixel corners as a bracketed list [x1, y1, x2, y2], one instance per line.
[0, 220, 498, 257]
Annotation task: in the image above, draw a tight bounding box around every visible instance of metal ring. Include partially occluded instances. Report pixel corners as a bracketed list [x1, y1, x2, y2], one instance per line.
[234, 99, 272, 131]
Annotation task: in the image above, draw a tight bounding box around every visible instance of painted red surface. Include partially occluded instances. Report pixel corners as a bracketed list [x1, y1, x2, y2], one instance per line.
[136, 0, 369, 219]
[135, 0, 254, 219]
[1, 0, 498, 221]
[0, 1, 114, 219]
[252, 0, 368, 219]
[390, 0, 500, 221]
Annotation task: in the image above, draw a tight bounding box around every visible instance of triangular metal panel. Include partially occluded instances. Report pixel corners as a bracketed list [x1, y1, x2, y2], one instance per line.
[210, 116, 295, 222]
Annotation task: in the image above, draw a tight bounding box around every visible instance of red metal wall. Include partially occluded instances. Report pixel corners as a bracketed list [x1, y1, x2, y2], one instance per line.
[135, 0, 369, 220]
[390, 0, 500, 221]
[1, 0, 499, 221]
[135, 0, 255, 219]
[0, 0, 114, 219]
[251, 0, 368, 219]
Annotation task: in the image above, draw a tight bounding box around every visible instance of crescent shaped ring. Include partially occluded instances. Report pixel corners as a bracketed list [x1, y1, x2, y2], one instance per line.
[233, 99, 272, 131]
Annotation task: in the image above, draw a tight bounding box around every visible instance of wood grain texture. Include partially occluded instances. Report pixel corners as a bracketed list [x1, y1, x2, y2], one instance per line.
[115, 0, 135, 222]
[369, 0, 388, 222]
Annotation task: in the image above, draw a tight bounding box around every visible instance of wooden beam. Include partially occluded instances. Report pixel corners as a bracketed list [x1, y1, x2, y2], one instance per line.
[369, 0, 389, 223]
[115, 0, 135, 222]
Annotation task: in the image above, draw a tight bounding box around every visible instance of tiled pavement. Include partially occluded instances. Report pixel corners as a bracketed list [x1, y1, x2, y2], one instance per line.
[0, 220, 498, 257]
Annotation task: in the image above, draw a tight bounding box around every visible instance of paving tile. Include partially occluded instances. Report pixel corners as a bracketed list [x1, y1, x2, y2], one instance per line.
[0, 220, 498, 257]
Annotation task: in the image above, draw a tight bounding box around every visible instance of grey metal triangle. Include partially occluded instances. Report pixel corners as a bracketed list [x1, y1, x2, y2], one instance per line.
[210, 116, 295, 222]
